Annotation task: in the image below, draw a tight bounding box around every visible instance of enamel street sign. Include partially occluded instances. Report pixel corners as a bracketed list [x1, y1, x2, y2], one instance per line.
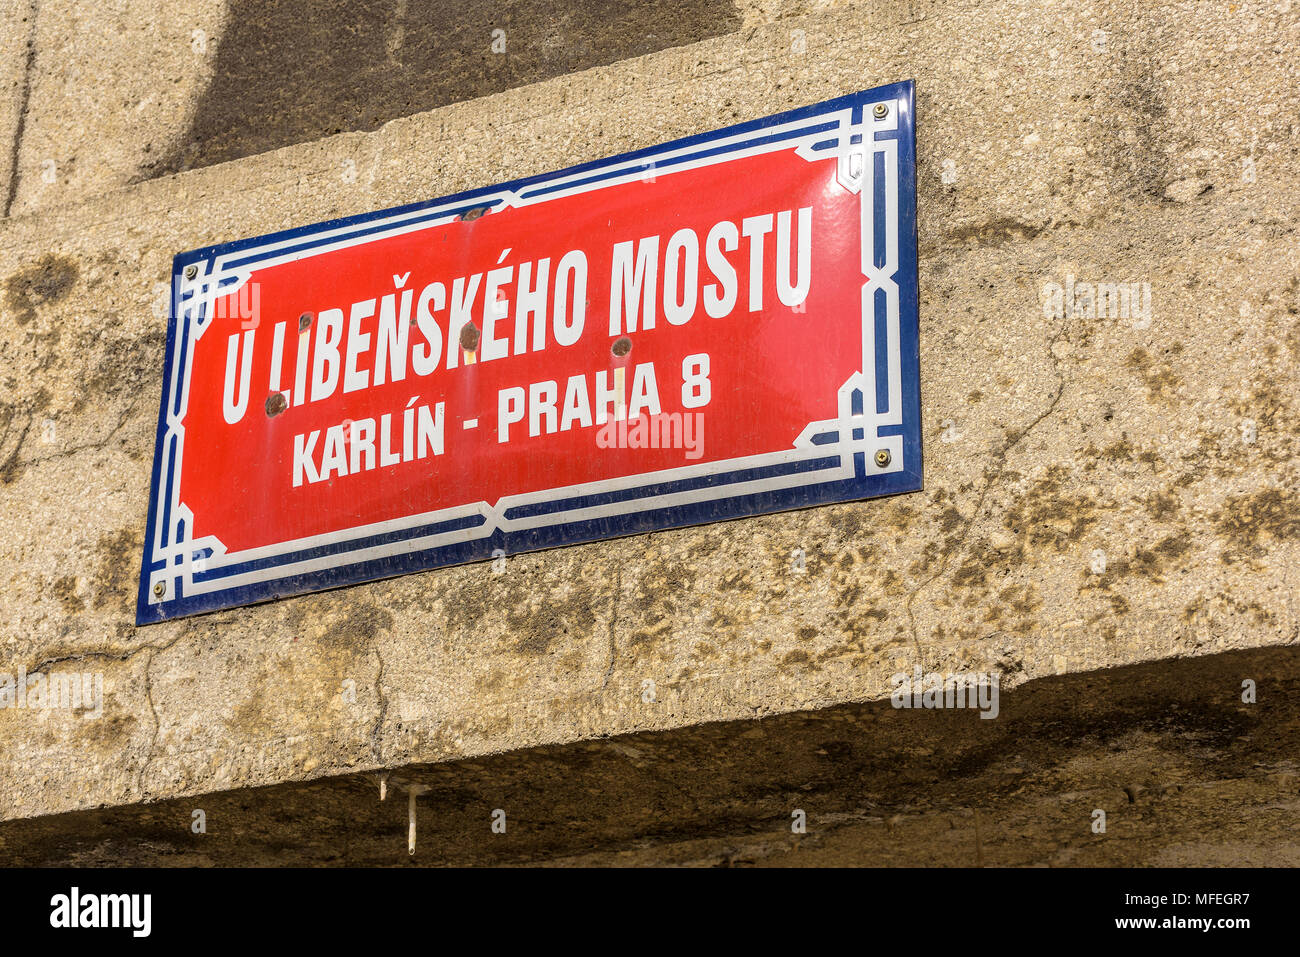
[137, 80, 923, 623]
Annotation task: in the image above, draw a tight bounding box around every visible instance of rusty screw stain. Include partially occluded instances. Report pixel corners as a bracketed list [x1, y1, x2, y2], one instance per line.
[460, 206, 488, 222]
[184, 265, 197, 280]
[153, 582, 166, 598]
[874, 449, 891, 468]
[298, 311, 314, 332]
[265, 392, 289, 417]
[459, 324, 481, 352]
[873, 103, 889, 119]
[611, 336, 632, 358]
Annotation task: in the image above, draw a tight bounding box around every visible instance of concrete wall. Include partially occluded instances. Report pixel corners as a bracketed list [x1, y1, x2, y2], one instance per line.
[0, 0, 753, 215]
[1, 0, 1298, 833]
[1, 1, 229, 217]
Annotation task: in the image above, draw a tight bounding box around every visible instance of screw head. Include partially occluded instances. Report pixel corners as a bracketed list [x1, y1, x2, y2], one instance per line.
[184, 265, 197, 280]
[153, 581, 166, 598]
[873, 103, 889, 119]
[874, 448, 891, 468]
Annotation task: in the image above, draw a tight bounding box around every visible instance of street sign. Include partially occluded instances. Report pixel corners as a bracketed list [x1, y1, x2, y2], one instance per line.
[137, 80, 922, 623]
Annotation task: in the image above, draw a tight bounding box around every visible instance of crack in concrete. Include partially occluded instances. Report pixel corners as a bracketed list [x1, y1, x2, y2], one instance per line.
[601, 564, 622, 691]
[903, 310, 1072, 670]
[28, 630, 187, 677]
[0, 386, 141, 488]
[30, 628, 205, 801]
[0, 414, 32, 484]
[3, 1, 39, 218]
[20, 395, 142, 471]
[369, 644, 389, 765]
[135, 647, 162, 799]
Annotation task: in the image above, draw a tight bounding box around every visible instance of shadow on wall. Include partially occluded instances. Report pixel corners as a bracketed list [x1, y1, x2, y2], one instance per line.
[150, 0, 742, 178]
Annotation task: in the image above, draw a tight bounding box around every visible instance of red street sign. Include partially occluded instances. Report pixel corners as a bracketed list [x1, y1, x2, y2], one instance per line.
[138, 81, 922, 622]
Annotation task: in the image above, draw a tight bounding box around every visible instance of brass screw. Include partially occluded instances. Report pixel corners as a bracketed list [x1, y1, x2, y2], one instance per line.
[184, 265, 197, 280]
[153, 582, 166, 598]
[873, 103, 889, 119]
[874, 449, 891, 468]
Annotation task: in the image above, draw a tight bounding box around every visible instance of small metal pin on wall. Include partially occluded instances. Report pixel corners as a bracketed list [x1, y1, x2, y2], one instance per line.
[873, 102, 889, 119]
[376, 773, 431, 855]
[407, 784, 429, 856]
[874, 449, 891, 468]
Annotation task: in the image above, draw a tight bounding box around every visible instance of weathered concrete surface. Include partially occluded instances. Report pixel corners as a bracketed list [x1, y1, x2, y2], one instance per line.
[2, 0, 1298, 827]
[0, 1, 37, 216]
[2, 647, 1296, 865]
[161, 0, 745, 177]
[2, 0, 229, 217]
[0, 0, 749, 215]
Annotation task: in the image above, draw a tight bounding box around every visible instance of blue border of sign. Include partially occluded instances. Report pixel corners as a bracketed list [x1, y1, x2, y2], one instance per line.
[137, 79, 922, 624]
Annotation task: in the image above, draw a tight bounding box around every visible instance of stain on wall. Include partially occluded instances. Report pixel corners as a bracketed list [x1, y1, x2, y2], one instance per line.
[153, 0, 741, 177]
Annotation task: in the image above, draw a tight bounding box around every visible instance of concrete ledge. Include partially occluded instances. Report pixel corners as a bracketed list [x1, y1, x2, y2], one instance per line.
[2, 646, 1296, 865]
